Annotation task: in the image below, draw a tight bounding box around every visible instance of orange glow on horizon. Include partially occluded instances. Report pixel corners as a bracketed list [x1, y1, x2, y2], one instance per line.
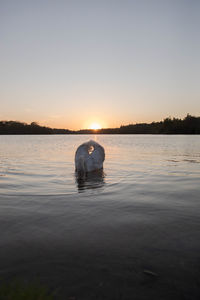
[89, 122, 101, 130]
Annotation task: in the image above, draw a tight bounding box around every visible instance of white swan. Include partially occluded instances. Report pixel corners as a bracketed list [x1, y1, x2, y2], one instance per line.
[75, 140, 105, 175]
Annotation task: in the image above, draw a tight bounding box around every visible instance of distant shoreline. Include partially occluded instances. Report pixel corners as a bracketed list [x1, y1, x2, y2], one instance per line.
[0, 114, 200, 135]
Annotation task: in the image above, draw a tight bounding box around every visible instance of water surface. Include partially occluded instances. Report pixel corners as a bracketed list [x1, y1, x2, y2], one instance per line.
[0, 135, 200, 299]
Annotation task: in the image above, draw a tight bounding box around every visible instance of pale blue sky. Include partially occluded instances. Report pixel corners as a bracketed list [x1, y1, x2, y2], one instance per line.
[1, 0, 199, 129]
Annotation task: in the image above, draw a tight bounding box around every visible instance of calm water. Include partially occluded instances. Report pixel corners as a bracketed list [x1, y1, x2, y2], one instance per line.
[0, 135, 200, 299]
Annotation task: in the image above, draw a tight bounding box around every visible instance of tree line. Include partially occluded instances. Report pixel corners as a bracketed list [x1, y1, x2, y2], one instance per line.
[0, 114, 200, 134]
[77, 114, 200, 134]
[0, 121, 72, 134]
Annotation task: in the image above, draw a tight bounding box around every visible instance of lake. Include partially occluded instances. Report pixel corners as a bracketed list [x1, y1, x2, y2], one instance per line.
[0, 135, 200, 299]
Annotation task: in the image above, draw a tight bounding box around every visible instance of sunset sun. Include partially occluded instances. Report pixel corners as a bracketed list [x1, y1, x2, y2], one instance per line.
[90, 123, 101, 130]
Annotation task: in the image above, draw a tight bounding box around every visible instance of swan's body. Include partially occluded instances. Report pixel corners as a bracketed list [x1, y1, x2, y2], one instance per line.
[75, 140, 105, 174]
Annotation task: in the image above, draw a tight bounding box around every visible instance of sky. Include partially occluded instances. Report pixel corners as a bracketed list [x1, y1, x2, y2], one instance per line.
[1, 0, 200, 130]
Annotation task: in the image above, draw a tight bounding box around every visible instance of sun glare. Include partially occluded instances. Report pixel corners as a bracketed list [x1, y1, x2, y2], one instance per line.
[90, 122, 101, 130]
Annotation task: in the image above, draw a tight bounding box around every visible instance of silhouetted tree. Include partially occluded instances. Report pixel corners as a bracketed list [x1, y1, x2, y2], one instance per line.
[0, 115, 200, 134]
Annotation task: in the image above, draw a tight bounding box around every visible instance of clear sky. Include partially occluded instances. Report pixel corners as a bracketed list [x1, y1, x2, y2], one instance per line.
[1, 0, 200, 130]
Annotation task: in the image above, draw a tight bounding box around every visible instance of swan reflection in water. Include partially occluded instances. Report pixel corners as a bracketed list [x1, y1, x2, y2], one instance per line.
[75, 140, 105, 191]
[75, 169, 105, 192]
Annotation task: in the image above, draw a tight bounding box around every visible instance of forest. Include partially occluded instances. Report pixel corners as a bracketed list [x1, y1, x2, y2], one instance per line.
[0, 114, 200, 134]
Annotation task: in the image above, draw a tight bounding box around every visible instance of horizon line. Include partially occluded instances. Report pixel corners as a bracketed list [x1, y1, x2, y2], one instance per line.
[0, 114, 198, 132]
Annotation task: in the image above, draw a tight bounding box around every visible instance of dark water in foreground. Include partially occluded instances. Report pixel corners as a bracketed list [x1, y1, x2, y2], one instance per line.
[0, 135, 200, 299]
